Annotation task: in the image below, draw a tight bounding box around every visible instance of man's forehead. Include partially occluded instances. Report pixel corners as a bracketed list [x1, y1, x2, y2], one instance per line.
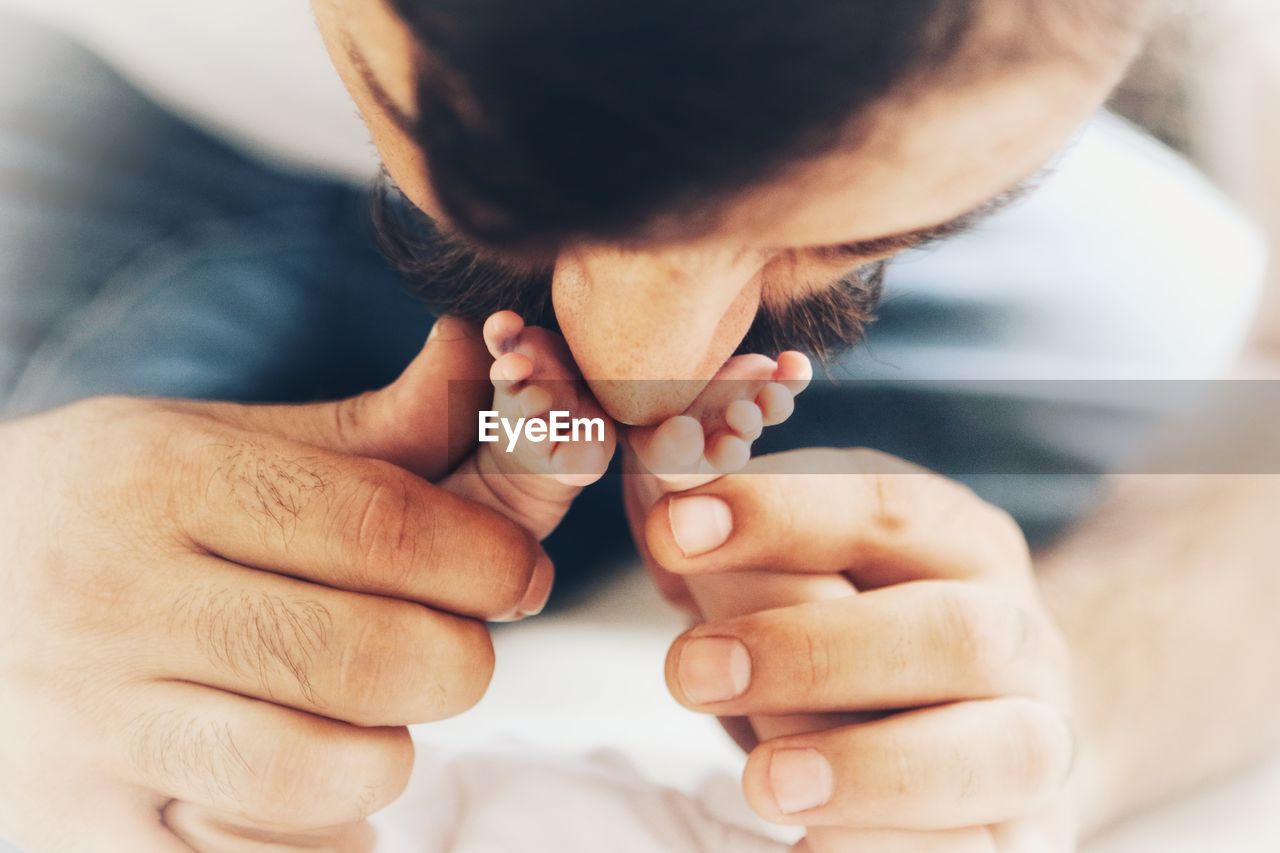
[341, 0, 1111, 256]
[723, 74, 1105, 253]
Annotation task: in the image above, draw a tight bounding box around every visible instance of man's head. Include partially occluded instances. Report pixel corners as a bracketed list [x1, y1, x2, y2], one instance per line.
[313, 0, 1153, 423]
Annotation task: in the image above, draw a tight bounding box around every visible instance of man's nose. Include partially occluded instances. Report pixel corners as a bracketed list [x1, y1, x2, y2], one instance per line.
[552, 246, 766, 425]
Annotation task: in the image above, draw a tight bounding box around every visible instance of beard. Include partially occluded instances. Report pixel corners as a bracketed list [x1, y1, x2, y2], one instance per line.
[371, 176, 884, 365]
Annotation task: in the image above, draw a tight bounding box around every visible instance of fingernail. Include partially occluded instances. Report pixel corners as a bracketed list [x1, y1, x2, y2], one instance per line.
[518, 555, 554, 617]
[668, 496, 732, 557]
[677, 637, 751, 704]
[769, 749, 833, 815]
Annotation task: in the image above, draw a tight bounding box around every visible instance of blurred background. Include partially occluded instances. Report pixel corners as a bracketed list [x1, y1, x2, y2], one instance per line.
[2, 1, 1280, 851]
[1109, 0, 1280, 356]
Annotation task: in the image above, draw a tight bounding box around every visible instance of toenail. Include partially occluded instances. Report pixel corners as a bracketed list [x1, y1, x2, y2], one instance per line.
[669, 496, 732, 557]
[677, 637, 751, 704]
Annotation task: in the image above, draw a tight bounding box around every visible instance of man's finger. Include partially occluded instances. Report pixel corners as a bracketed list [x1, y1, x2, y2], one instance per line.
[162, 802, 376, 853]
[119, 682, 414, 831]
[645, 448, 1031, 587]
[742, 698, 1074, 831]
[196, 315, 491, 481]
[151, 555, 495, 727]
[667, 581, 1063, 715]
[172, 424, 551, 621]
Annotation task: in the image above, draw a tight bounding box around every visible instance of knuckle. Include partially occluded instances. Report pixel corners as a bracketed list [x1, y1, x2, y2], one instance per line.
[981, 504, 1032, 567]
[253, 727, 412, 825]
[755, 476, 799, 548]
[335, 609, 414, 725]
[451, 509, 538, 615]
[932, 586, 1022, 692]
[864, 477, 901, 536]
[860, 470, 921, 541]
[312, 729, 413, 818]
[334, 604, 490, 726]
[998, 698, 1073, 799]
[342, 606, 494, 724]
[763, 615, 831, 700]
[331, 392, 376, 451]
[881, 737, 923, 801]
[254, 730, 348, 823]
[337, 467, 429, 589]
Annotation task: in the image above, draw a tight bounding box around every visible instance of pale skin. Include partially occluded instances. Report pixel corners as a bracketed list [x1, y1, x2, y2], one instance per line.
[3, 1, 1280, 852]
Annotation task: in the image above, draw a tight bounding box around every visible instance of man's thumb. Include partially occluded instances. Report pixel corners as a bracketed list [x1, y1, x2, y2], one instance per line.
[208, 316, 493, 480]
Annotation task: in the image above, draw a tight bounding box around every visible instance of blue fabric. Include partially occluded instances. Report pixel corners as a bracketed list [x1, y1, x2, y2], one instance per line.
[0, 13, 432, 414]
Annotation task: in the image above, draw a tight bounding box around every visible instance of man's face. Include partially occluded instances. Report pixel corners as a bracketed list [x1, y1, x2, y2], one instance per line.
[313, 0, 1146, 424]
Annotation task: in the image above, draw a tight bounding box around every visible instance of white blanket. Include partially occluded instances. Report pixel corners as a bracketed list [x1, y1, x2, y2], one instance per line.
[365, 568, 1280, 853]
[375, 744, 785, 853]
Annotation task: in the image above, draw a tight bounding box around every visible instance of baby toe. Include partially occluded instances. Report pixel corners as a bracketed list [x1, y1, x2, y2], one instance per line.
[775, 351, 813, 394]
[757, 382, 796, 426]
[490, 352, 535, 385]
[483, 310, 527, 358]
[724, 399, 764, 441]
[707, 432, 751, 474]
[633, 415, 705, 476]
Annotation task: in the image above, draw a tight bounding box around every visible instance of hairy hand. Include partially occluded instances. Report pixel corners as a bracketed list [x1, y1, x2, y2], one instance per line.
[0, 320, 551, 852]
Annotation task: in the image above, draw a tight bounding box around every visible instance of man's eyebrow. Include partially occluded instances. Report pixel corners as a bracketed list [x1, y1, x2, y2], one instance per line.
[819, 178, 1039, 258]
[342, 33, 418, 135]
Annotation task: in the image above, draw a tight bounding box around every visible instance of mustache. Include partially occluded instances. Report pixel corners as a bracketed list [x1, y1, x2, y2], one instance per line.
[371, 179, 883, 364]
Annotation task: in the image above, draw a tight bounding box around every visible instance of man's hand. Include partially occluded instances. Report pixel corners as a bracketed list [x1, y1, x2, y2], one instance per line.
[0, 320, 552, 852]
[642, 449, 1078, 852]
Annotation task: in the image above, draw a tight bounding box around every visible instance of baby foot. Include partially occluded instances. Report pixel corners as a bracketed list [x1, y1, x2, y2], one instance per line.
[627, 350, 813, 492]
[441, 311, 615, 540]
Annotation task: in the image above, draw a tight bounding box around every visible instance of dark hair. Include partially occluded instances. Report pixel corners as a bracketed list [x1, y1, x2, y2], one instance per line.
[377, 0, 1148, 356]
[386, 0, 988, 251]
[384, 0, 1148, 251]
